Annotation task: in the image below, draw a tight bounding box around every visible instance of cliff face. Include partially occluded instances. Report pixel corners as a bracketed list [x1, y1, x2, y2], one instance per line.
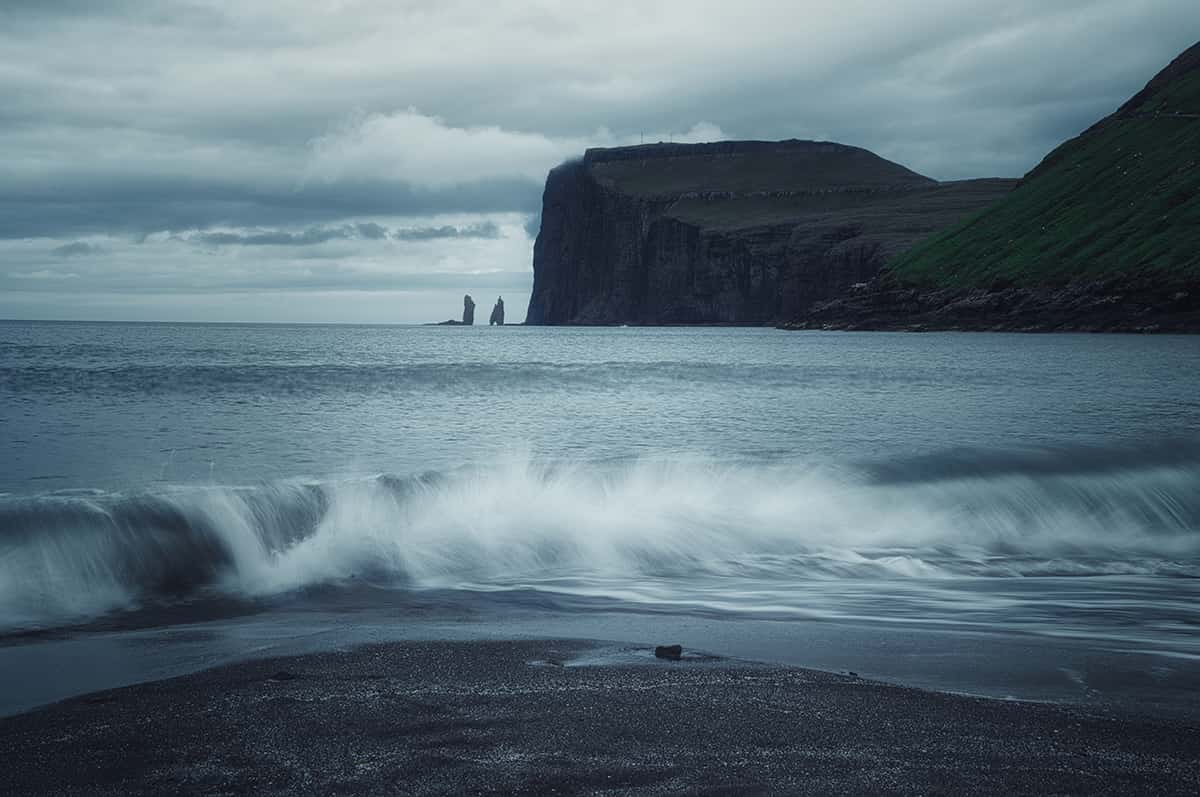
[526, 140, 1014, 324]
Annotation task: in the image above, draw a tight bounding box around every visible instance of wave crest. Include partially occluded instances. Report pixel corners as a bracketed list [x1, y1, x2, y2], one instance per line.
[2, 447, 1198, 631]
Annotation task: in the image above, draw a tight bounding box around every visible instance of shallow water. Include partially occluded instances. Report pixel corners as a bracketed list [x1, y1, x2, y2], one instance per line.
[1, 321, 1199, 714]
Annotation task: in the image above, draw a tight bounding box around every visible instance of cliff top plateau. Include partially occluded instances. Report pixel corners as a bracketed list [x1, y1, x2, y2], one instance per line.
[580, 139, 933, 199]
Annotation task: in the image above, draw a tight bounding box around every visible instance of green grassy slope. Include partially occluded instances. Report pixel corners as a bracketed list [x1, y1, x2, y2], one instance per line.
[888, 43, 1200, 289]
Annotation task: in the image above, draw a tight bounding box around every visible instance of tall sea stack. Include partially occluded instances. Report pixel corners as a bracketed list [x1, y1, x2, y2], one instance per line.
[463, 294, 476, 325]
[489, 297, 505, 326]
[525, 140, 1015, 325]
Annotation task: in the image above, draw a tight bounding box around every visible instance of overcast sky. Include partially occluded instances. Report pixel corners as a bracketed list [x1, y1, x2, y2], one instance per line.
[1, 1, 1195, 323]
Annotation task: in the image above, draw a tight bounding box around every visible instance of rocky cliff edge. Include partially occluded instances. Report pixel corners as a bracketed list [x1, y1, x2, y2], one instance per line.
[526, 140, 1014, 324]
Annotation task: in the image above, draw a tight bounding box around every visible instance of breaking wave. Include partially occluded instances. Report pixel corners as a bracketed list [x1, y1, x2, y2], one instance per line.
[2, 444, 1199, 633]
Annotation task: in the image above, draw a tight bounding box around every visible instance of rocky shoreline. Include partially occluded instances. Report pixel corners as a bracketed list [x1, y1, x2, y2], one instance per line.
[2, 638, 1198, 794]
[782, 277, 1200, 333]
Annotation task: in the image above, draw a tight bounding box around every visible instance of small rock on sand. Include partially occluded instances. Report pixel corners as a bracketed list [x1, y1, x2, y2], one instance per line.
[654, 644, 683, 661]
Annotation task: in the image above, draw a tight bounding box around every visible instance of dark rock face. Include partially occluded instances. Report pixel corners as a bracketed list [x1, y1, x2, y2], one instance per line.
[489, 296, 505, 326]
[784, 276, 1200, 333]
[463, 294, 476, 325]
[526, 140, 1014, 325]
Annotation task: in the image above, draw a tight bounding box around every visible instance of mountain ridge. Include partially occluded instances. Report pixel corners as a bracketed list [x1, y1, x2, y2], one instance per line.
[884, 41, 1200, 291]
[784, 41, 1200, 331]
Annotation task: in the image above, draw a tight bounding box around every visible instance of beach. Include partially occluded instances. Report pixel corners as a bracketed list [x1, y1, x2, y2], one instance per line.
[2, 638, 1198, 795]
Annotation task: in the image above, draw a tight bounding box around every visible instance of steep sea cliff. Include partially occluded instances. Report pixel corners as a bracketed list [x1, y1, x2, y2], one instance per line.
[526, 141, 1014, 324]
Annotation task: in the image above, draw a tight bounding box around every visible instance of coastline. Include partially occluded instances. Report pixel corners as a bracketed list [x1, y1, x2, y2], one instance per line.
[779, 277, 1200, 333]
[3, 638, 1197, 795]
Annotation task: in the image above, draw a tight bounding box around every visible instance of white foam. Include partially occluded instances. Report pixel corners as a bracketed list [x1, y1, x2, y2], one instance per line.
[2, 451, 1199, 632]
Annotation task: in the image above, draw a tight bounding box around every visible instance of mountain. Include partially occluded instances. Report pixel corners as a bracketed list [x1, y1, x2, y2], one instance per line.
[794, 42, 1200, 331]
[525, 141, 1015, 324]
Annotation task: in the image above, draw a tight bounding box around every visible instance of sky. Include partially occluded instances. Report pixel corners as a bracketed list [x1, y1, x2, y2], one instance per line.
[1, 1, 1196, 323]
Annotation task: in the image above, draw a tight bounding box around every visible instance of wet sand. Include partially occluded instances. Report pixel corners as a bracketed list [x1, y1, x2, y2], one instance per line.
[2, 638, 1197, 795]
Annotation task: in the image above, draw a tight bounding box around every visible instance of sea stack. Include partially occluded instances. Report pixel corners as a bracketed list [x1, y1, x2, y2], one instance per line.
[490, 296, 505, 326]
[463, 295, 476, 325]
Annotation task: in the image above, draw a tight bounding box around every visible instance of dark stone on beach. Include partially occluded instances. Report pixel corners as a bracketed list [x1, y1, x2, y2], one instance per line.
[654, 644, 683, 660]
[269, 670, 300, 681]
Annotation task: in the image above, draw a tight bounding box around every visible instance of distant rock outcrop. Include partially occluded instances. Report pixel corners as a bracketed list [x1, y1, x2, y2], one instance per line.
[525, 140, 1015, 325]
[463, 294, 476, 325]
[489, 296, 505, 326]
[784, 277, 1200, 333]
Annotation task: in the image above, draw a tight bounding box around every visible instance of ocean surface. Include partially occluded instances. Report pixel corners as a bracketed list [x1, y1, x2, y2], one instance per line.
[2, 320, 1200, 716]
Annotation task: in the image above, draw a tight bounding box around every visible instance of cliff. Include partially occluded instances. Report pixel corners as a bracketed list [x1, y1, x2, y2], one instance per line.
[525, 140, 1015, 324]
[791, 41, 1200, 331]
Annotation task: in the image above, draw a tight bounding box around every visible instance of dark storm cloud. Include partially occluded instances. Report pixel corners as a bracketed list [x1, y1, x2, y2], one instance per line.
[393, 222, 501, 241]
[0, 178, 541, 240]
[192, 228, 347, 247]
[50, 241, 100, 257]
[188, 221, 502, 247]
[355, 222, 388, 240]
[4, 2, 1194, 229]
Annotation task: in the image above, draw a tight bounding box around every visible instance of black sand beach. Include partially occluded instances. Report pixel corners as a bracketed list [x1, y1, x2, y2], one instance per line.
[2, 639, 1197, 795]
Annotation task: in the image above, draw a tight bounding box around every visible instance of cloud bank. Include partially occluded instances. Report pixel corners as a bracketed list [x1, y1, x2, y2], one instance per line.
[0, 0, 1196, 321]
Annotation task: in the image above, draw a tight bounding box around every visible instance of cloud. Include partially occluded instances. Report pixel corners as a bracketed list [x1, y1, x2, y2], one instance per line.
[192, 229, 343, 247]
[355, 222, 388, 240]
[186, 220, 505, 247]
[523, 213, 541, 240]
[50, 241, 101, 257]
[304, 108, 725, 188]
[10, 269, 79, 281]
[0, 112, 719, 241]
[0, 215, 535, 323]
[0, 0, 1196, 320]
[393, 221, 501, 241]
[0, 175, 543, 240]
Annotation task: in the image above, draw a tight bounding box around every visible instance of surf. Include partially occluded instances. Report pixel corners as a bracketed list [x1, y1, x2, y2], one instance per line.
[1, 443, 1198, 634]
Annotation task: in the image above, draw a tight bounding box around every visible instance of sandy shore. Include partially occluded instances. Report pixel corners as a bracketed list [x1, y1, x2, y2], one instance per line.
[2, 638, 1197, 795]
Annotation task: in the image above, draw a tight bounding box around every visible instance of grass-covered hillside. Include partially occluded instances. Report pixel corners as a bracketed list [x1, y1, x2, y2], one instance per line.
[888, 42, 1200, 289]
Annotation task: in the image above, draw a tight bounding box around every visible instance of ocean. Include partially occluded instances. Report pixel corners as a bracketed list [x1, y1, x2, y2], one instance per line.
[2, 320, 1199, 716]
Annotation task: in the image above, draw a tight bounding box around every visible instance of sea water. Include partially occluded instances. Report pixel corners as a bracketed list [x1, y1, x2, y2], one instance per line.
[2, 321, 1199, 714]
